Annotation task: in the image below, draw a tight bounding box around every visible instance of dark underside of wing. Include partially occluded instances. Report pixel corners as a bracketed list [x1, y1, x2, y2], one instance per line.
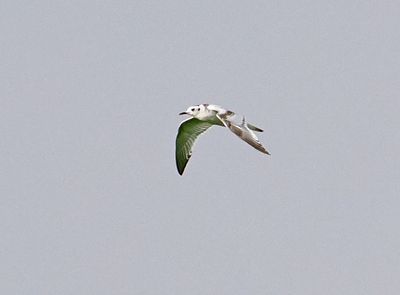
[175, 118, 212, 175]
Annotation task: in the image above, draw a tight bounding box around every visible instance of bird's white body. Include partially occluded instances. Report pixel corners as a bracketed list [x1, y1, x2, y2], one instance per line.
[183, 104, 227, 124]
[176, 104, 270, 175]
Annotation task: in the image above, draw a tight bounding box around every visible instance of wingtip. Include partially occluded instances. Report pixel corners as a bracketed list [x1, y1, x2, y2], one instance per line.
[176, 165, 184, 175]
[176, 162, 187, 175]
[261, 148, 270, 155]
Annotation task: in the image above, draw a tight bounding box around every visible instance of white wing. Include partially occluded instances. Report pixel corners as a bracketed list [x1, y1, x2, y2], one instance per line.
[217, 114, 270, 155]
[175, 118, 213, 175]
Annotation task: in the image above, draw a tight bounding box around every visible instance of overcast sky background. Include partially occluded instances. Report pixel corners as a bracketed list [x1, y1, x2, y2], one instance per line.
[1, 1, 399, 294]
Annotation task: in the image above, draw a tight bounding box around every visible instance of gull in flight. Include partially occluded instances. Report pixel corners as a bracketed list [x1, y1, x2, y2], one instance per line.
[176, 104, 270, 175]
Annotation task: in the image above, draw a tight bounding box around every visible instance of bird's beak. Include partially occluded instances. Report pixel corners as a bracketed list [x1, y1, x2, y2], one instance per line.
[179, 112, 187, 115]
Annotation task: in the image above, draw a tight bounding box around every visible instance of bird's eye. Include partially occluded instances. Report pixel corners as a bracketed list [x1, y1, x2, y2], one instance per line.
[191, 108, 195, 111]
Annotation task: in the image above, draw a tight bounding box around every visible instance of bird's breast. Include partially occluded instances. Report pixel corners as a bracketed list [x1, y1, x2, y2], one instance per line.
[197, 113, 224, 126]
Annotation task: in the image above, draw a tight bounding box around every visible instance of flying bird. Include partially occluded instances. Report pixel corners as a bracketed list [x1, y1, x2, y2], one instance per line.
[176, 104, 270, 175]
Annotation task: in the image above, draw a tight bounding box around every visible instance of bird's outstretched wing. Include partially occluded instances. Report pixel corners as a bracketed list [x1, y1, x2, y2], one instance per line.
[217, 114, 270, 155]
[176, 118, 213, 175]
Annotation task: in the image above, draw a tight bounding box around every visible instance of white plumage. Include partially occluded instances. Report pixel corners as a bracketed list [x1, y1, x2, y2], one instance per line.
[176, 104, 270, 175]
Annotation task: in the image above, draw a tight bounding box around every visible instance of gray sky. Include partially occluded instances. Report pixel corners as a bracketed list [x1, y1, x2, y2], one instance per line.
[1, 1, 399, 294]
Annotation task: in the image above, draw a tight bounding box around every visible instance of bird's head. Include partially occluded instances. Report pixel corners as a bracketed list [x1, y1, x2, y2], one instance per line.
[179, 105, 202, 117]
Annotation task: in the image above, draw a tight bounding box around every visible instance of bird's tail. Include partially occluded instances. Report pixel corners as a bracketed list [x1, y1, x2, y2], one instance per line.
[247, 123, 263, 132]
[240, 117, 263, 132]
